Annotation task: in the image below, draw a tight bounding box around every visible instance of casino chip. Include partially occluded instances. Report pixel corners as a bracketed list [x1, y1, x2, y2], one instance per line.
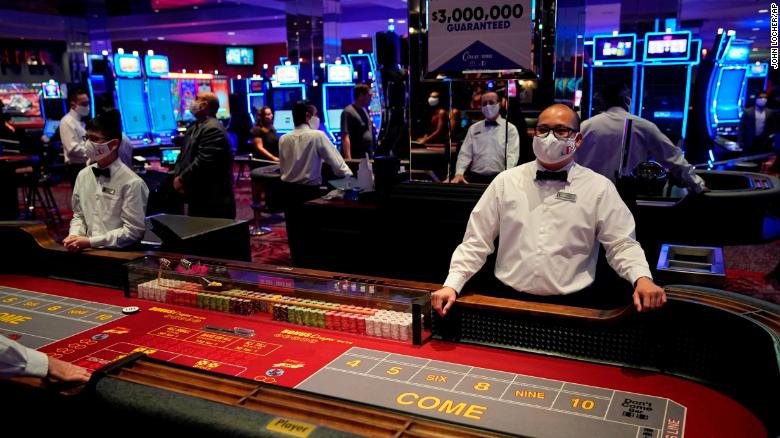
[122, 306, 140, 315]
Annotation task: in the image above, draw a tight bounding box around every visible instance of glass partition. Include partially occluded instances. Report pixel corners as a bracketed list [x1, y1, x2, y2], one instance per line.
[126, 256, 431, 345]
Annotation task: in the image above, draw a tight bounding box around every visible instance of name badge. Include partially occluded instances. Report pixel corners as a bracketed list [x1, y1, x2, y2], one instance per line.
[556, 191, 577, 202]
[102, 187, 116, 195]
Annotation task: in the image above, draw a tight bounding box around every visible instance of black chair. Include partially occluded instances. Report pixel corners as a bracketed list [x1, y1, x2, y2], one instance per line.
[249, 167, 283, 236]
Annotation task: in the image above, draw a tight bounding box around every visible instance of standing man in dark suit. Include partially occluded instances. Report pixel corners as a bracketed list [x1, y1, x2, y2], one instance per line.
[739, 91, 778, 154]
[173, 92, 236, 219]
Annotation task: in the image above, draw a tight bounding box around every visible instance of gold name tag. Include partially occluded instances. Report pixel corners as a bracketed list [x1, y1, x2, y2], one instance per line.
[556, 191, 577, 202]
[102, 187, 116, 195]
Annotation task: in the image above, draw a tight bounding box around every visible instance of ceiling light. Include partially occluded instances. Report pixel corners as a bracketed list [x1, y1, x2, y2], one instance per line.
[361, 33, 369, 38]
[753, 27, 760, 31]
[228, 32, 235, 36]
[757, 19, 764, 23]
[157, 36, 165, 40]
[398, 19, 406, 24]
[759, 9, 769, 13]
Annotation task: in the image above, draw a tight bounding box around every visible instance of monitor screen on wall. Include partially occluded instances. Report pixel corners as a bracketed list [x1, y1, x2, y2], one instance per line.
[226, 47, 254, 66]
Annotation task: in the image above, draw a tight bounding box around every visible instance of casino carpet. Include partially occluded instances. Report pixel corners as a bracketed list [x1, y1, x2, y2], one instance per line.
[20, 166, 780, 303]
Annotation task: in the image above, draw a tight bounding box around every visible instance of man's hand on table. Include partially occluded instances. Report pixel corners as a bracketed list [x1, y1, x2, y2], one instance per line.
[633, 277, 667, 312]
[432, 287, 458, 316]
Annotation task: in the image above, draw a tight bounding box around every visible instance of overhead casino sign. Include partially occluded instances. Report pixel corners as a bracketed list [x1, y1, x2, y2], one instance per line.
[426, 0, 533, 74]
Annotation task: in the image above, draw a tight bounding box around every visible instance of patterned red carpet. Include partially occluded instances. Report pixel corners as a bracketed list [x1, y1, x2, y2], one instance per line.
[18, 165, 780, 305]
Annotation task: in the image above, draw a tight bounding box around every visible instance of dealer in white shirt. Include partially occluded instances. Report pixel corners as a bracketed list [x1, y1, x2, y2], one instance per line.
[64, 110, 148, 251]
[450, 91, 520, 185]
[432, 104, 667, 316]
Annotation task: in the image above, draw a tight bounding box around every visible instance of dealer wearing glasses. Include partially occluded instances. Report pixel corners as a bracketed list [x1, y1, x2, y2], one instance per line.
[431, 104, 666, 316]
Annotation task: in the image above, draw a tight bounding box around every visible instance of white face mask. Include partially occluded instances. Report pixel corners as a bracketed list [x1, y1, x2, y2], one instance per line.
[85, 139, 113, 162]
[308, 115, 320, 130]
[482, 103, 500, 120]
[532, 133, 577, 165]
[75, 104, 90, 117]
[428, 97, 439, 107]
[756, 98, 768, 108]
[188, 100, 203, 116]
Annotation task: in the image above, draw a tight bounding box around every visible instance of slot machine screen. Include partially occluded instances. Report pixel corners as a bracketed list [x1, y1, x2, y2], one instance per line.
[272, 87, 304, 131]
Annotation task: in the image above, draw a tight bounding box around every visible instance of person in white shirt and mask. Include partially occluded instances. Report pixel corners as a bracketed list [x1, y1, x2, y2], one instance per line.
[450, 91, 520, 184]
[59, 90, 92, 186]
[279, 100, 352, 192]
[578, 83, 705, 193]
[64, 109, 148, 251]
[432, 104, 666, 316]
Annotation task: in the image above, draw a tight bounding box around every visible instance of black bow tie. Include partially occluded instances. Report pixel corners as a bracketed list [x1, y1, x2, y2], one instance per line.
[92, 167, 110, 179]
[536, 170, 567, 182]
[485, 120, 499, 127]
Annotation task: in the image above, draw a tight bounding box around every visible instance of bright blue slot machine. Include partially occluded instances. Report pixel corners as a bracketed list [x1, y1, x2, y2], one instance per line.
[144, 54, 176, 145]
[639, 31, 700, 145]
[583, 33, 639, 120]
[270, 65, 306, 135]
[113, 52, 151, 146]
[322, 63, 355, 147]
[246, 78, 266, 124]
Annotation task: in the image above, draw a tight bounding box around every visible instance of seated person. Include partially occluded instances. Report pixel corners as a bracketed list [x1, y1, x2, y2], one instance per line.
[278, 101, 352, 203]
[739, 91, 778, 154]
[64, 109, 149, 251]
[1, 334, 89, 382]
[416, 91, 448, 145]
[432, 104, 666, 316]
[251, 106, 280, 162]
[450, 91, 520, 185]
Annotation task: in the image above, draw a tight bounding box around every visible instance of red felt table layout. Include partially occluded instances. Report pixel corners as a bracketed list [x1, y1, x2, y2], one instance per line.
[0, 275, 766, 438]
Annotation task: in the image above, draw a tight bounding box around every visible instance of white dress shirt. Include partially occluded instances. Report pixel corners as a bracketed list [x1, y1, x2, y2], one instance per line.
[455, 117, 520, 176]
[59, 109, 88, 164]
[755, 109, 766, 137]
[1, 334, 48, 378]
[279, 124, 353, 186]
[69, 158, 149, 248]
[444, 161, 652, 295]
[578, 106, 705, 193]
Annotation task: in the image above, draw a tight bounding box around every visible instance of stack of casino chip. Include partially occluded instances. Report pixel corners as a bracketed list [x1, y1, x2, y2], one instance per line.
[135, 279, 418, 341]
[365, 310, 415, 341]
[135, 279, 257, 316]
